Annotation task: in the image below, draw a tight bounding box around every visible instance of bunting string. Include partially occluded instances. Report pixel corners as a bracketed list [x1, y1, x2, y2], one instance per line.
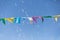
[0, 15, 60, 24]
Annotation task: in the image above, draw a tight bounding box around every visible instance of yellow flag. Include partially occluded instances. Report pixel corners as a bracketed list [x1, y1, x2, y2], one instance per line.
[54, 15, 60, 22]
[5, 17, 14, 23]
[54, 16, 58, 22]
[55, 17, 58, 22]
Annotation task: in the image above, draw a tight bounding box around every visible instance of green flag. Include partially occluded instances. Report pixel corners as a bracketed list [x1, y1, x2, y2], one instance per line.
[0, 18, 6, 24]
[43, 16, 52, 18]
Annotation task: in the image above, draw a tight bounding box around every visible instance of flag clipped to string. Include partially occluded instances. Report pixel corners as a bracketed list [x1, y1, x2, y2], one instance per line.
[14, 17, 21, 23]
[41, 17, 44, 22]
[5, 17, 14, 23]
[32, 16, 39, 23]
[54, 15, 60, 22]
[43, 16, 52, 18]
[0, 18, 6, 24]
[39, 16, 44, 22]
[27, 17, 33, 24]
[54, 17, 58, 22]
[54, 15, 58, 22]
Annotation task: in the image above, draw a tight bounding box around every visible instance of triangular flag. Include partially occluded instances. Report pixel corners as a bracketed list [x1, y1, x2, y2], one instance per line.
[41, 17, 44, 22]
[0, 18, 6, 24]
[43, 16, 52, 18]
[55, 17, 58, 22]
[14, 17, 21, 23]
[32, 16, 39, 23]
[27, 17, 33, 24]
[54, 15, 60, 22]
[54, 17, 58, 22]
[5, 17, 14, 23]
[39, 16, 44, 22]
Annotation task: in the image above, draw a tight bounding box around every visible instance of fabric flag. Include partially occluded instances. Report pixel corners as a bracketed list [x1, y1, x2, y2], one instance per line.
[0, 18, 6, 24]
[32, 16, 39, 23]
[5, 17, 14, 23]
[54, 15, 58, 22]
[43, 16, 52, 18]
[41, 17, 44, 22]
[54, 15, 60, 22]
[14, 17, 21, 23]
[54, 17, 58, 22]
[27, 17, 33, 24]
[39, 16, 44, 22]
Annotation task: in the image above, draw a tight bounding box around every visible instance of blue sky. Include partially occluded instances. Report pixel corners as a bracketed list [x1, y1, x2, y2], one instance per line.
[0, 0, 60, 40]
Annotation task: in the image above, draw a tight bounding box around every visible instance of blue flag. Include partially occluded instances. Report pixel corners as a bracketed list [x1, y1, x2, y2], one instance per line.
[14, 17, 21, 23]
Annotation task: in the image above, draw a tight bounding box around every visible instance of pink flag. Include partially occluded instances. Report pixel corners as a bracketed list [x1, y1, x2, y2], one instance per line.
[32, 16, 39, 23]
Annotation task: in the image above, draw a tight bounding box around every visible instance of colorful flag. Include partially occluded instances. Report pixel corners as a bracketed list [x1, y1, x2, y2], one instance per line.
[54, 17, 58, 22]
[54, 15, 60, 22]
[0, 18, 6, 24]
[5, 17, 14, 23]
[39, 16, 44, 22]
[32, 16, 39, 23]
[54, 16, 58, 22]
[27, 17, 33, 24]
[14, 17, 21, 23]
[43, 16, 52, 18]
[41, 17, 44, 22]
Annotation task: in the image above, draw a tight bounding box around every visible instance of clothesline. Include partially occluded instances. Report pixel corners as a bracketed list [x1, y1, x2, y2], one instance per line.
[0, 15, 60, 24]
